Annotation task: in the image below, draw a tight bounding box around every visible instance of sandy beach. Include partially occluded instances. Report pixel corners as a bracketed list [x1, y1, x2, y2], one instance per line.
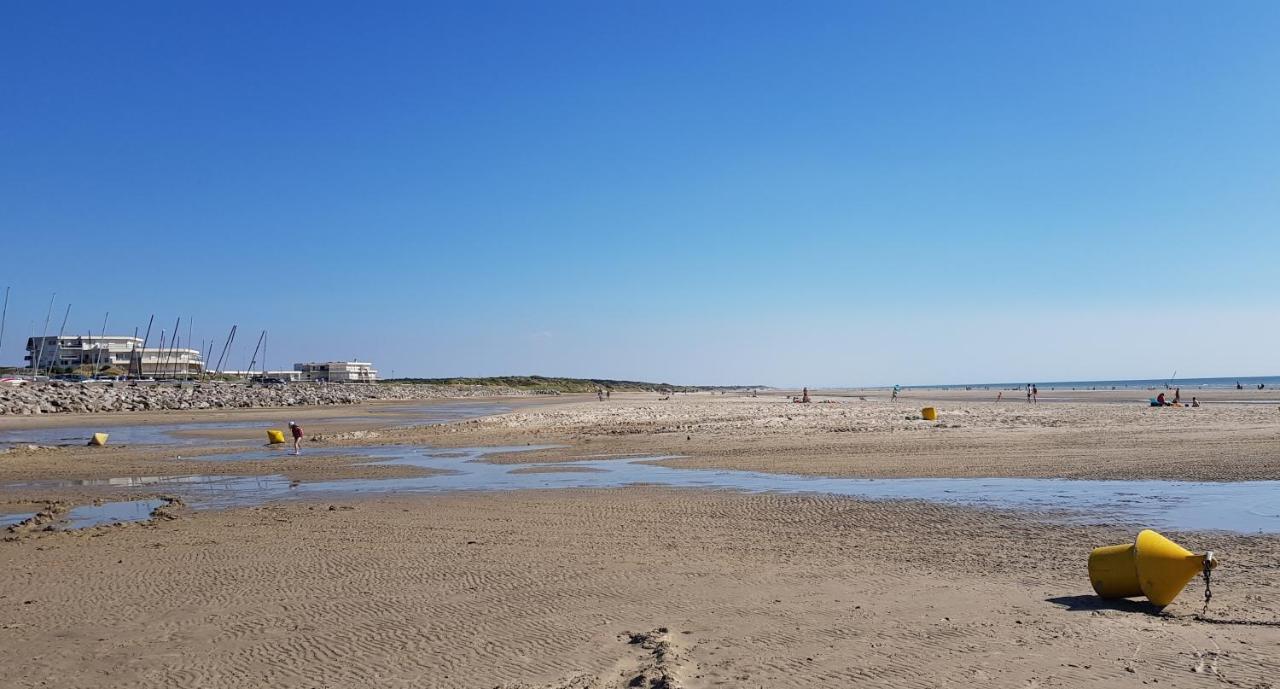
[2, 392, 1278, 688]
[402, 391, 1280, 481]
[11, 3, 1276, 686]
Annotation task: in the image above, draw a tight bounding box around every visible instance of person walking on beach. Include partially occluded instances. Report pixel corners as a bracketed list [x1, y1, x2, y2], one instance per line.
[1031, 384, 1038, 404]
[891, 384, 900, 401]
[1026, 384, 1032, 403]
[1173, 387, 1181, 405]
[288, 421, 303, 456]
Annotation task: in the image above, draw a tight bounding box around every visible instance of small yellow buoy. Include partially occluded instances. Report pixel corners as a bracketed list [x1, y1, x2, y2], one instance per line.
[921, 407, 937, 421]
[1088, 529, 1216, 607]
[88, 432, 109, 446]
[266, 429, 286, 444]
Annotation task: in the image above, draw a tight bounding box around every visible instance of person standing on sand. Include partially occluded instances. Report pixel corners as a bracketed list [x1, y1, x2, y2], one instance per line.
[288, 421, 303, 456]
[1026, 384, 1032, 403]
[1174, 387, 1181, 405]
[1031, 384, 1038, 404]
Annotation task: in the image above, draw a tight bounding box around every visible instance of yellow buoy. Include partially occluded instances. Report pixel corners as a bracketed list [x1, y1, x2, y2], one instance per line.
[88, 433, 109, 446]
[266, 429, 286, 444]
[921, 407, 937, 421]
[1088, 529, 1216, 607]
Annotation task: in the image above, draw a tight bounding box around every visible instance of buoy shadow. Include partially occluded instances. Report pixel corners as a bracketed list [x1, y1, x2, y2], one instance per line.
[1046, 594, 1164, 616]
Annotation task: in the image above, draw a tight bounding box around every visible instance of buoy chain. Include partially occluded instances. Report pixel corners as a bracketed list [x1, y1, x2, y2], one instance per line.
[1201, 558, 1212, 616]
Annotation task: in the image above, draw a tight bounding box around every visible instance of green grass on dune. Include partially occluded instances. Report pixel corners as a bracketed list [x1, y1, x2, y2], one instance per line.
[381, 375, 759, 393]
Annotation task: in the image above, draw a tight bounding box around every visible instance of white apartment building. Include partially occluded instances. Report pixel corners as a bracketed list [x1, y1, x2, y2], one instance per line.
[25, 335, 205, 376]
[293, 361, 378, 383]
[219, 370, 304, 382]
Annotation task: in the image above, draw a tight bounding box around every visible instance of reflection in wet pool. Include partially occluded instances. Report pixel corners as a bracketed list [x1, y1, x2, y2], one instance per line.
[1, 499, 171, 530]
[0, 421, 267, 447]
[9, 445, 1278, 534]
[63, 499, 170, 528]
[1, 511, 36, 527]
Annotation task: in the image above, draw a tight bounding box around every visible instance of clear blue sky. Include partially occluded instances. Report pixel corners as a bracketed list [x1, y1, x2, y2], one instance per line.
[2, 1, 1278, 386]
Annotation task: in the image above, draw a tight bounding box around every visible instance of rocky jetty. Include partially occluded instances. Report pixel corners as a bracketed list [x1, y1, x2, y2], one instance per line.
[0, 382, 526, 416]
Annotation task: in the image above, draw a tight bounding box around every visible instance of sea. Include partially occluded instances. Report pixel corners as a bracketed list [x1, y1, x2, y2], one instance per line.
[903, 376, 1280, 391]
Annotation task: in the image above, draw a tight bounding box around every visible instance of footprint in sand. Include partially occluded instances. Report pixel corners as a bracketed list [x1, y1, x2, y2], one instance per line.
[497, 627, 686, 689]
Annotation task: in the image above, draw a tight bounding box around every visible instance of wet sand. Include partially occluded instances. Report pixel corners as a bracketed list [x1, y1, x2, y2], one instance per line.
[1, 392, 1278, 687]
[2, 489, 1277, 688]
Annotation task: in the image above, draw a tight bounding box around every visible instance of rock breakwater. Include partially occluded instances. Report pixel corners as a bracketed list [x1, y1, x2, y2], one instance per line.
[0, 382, 526, 416]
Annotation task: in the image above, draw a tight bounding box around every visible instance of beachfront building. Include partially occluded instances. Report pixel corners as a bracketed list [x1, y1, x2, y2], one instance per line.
[219, 370, 305, 382]
[293, 361, 378, 383]
[24, 335, 205, 376]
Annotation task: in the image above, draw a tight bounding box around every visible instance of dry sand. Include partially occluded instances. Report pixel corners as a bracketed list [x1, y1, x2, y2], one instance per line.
[1, 391, 1278, 688]
[402, 392, 1280, 481]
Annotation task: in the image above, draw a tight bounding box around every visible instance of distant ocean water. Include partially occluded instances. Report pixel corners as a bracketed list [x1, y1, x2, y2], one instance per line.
[906, 376, 1280, 391]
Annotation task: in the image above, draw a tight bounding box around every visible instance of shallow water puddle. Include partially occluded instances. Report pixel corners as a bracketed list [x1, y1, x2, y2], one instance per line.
[62, 499, 170, 529]
[1, 511, 36, 527]
[11, 446, 1278, 534]
[179, 446, 360, 462]
[2, 499, 170, 531]
[0, 421, 267, 447]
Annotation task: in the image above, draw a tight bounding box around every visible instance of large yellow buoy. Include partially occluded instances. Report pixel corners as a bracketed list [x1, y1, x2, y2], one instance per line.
[88, 432, 109, 446]
[266, 429, 286, 444]
[1088, 529, 1216, 607]
[921, 407, 937, 421]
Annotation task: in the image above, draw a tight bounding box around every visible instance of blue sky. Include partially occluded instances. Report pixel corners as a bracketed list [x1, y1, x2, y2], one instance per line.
[2, 2, 1278, 386]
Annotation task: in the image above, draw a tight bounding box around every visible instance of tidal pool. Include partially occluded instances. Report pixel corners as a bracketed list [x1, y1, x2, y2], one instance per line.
[0, 499, 170, 530]
[0, 402, 510, 447]
[11, 446, 1277, 534]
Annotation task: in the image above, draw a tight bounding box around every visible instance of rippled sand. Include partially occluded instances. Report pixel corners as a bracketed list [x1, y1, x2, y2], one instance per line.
[2, 392, 1278, 688]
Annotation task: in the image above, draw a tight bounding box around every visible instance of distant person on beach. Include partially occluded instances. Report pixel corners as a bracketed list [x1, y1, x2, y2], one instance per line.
[1031, 384, 1038, 404]
[606, 389, 611, 399]
[597, 389, 604, 401]
[288, 421, 303, 455]
[1192, 396, 1200, 407]
[1026, 384, 1032, 403]
[891, 384, 900, 401]
[1237, 381, 1243, 390]
[1156, 392, 1167, 406]
[1173, 387, 1181, 405]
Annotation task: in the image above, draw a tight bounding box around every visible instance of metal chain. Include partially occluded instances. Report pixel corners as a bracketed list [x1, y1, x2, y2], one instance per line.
[1201, 557, 1213, 616]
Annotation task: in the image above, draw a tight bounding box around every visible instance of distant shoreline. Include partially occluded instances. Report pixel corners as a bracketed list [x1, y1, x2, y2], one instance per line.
[846, 375, 1280, 391]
